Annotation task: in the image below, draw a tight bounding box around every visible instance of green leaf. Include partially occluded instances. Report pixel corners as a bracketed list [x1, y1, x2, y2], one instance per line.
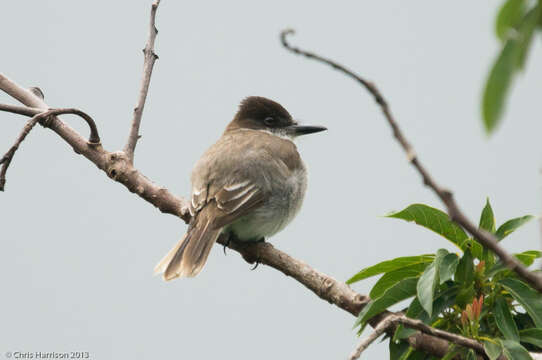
[417, 262, 438, 317]
[479, 198, 496, 233]
[439, 253, 459, 284]
[499, 339, 533, 360]
[519, 328, 542, 348]
[355, 277, 418, 330]
[455, 283, 476, 308]
[499, 278, 542, 328]
[370, 262, 429, 299]
[466, 349, 477, 360]
[441, 345, 460, 360]
[515, 5, 541, 70]
[482, 37, 519, 133]
[483, 340, 502, 360]
[515, 250, 542, 267]
[416, 250, 447, 317]
[389, 339, 410, 360]
[495, 296, 520, 341]
[387, 204, 469, 250]
[496, 215, 535, 241]
[495, 0, 526, 42]
[455, 248, 474, 286]
[347, 255, 434, 284]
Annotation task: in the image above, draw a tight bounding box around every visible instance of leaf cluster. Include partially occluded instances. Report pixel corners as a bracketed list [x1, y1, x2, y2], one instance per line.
[348, 200, 541, 359]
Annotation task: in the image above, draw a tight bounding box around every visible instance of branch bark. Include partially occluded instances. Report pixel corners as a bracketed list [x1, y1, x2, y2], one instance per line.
[279, 29, 542, 294]
[123, 0, 161, 162]
[349, 314, 485, 360]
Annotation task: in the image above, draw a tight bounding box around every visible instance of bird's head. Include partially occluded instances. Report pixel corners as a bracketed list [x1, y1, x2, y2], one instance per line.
[226, 96, 327, 138]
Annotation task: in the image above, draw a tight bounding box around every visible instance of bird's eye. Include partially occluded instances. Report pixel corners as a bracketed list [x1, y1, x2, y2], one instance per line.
[264, 117, 276, 126]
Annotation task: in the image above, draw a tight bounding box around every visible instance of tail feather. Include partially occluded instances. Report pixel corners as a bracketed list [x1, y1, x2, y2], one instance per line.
[154, 210, 222, 281]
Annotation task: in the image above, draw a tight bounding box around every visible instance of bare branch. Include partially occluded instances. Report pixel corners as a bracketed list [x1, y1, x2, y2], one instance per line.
[0, 103, 41, 117]
[348, 315, 393, 359]
[350, 314, 485, 360]
[0, 114, 41, 190]
[0, 108, 99, 190]
[123, 0, 161, 162]
[0, 73, 190, 221]
[280, 29, 542, 293]
[39, 108, 101, 144]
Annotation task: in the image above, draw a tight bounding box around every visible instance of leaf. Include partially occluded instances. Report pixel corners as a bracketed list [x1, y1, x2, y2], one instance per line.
[370, 262, 429, 299]
[499, 339, 533, 360]
[483, 340, 503, 360]
[355, 277, 418, 331]
[347, 255, 434, 284]
[439, 253, 459, 284]
[482, 37, 519, 133]
[499, 278, 542, 328]
[387, 204, 469, 250]
[455, 283, 476, 308]
[495, 0, 526, 42]
[479, 198, 496, 233]
[495, 296, 520, 341]
[515, 5, 541, 70]
[416, 250, 447, 317]
[389, 340, 410, 360]
[417, 262, 438, 317]
[496, 215, 535, 241]
[466, 349, 477, 360]
[515, 250, 542, 267]
[519, 328, 542, 348]
[455, 248, 474, 286]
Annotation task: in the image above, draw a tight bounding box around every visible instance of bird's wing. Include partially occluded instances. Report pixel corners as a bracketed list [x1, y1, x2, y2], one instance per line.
[191, 180, 267, 229]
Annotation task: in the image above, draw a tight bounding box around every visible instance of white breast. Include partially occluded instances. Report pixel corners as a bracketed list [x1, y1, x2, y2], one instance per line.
[227, 167, 307, 241]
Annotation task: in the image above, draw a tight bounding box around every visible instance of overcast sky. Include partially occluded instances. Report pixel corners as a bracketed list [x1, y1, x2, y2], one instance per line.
[1, 1, 541, 359]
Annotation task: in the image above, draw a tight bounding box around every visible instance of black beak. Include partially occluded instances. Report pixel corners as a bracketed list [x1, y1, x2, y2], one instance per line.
[289, 125, 327, 136]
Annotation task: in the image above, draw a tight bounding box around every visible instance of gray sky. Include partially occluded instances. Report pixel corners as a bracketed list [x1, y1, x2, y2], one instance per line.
[1, 1, 541, 359]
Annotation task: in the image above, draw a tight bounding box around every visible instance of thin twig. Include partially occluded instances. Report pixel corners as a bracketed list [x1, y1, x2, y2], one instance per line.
[348, 315, 392, 359]
[0, 104, 101, 144]
[39, 108, 101, 144]
[0, 108, 100, 190]
[124, 0, 161, 162]
[0, 114, 41, 190]
[349, 315, 485, 360]
[0, 103, 41, 117]
[280, 29, 542, 293]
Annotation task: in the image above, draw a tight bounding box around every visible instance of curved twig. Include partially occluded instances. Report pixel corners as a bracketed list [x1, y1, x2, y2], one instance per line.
[39, 108, 101, 144]
[280, 29, 542, 293]
[0, 108, 100, 190]
[124, 0, 161, 162]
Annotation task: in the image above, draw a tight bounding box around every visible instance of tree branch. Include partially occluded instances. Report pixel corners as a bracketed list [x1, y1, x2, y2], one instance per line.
[0, 103, 42, 117]
[0, 107, 99, 190]
[123, 0, 161, 162]
[280, 29, 542, 294]
[0, 70, 463, 358]
[0, 72, 191, 222]
[349, 314, 483, 360]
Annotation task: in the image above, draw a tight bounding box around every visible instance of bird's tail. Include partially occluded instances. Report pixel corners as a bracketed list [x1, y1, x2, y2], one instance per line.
[154, 209, 221, 280]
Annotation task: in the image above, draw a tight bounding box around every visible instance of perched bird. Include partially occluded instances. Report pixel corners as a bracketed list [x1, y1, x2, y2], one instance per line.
[154, 96, 326, 280]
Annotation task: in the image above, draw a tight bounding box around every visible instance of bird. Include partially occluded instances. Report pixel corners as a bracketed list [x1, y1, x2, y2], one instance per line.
[154, 96, 326, 280]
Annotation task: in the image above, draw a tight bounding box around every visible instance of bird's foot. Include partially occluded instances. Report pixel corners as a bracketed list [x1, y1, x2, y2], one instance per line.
[249, 237, 265, 271]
